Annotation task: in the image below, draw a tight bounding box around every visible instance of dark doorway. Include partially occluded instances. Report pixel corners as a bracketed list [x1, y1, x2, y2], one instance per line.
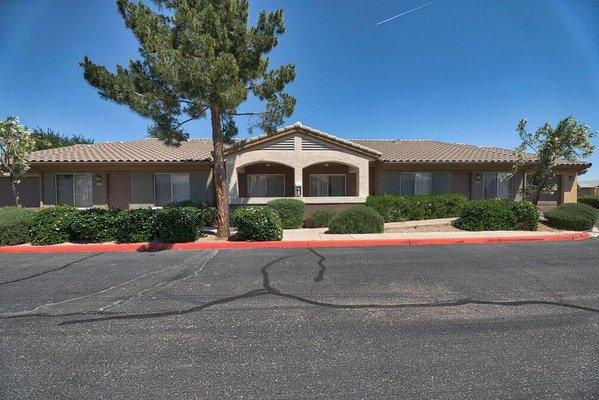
[108, 172, 131, 209]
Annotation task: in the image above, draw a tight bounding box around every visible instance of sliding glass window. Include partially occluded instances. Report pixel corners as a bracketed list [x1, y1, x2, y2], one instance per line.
[56, 173, 93, 207]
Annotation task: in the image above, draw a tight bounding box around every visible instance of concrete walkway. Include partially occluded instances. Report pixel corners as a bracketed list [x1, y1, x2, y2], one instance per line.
[282, 227, 578, 241]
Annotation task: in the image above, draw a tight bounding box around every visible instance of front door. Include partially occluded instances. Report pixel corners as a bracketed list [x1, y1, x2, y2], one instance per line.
[108, 172, 131, 209]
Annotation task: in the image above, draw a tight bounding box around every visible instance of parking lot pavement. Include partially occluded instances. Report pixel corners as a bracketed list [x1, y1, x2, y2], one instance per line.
[1, 240, 599, 399]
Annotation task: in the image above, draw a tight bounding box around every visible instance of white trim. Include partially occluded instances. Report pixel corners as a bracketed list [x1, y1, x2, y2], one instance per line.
[246, 173, 285, 197]
[309, 174, 347, 196]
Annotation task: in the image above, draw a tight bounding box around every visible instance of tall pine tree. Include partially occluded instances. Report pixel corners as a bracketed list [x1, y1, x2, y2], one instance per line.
[81, 0, 296, 237]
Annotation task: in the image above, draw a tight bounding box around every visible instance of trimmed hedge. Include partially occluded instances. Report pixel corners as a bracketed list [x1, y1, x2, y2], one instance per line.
[232, 206, 282, 241]
[154, 207, 202, 243]
[0, 207, 35, 246]
[303, 209, 336, 228]
[30, 206, 80, 245]
[544, 203, 598, 231]
[366, 194, 469, 222]
[165, 200, 217, 226]
[454, 199, 539, 231]
[70, 208, 122, 243]
[267, 199, 305, 229]
[327, 205, 384, 234]
[579, 196, 599, 209]
[115, 208, 157, 243]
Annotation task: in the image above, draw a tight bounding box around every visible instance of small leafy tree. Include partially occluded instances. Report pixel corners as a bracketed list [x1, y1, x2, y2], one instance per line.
[510, 116, 595, 205]
[32, 127, 94, 150]
[0, 117, 36, 206]
[80, 0, 296, 238]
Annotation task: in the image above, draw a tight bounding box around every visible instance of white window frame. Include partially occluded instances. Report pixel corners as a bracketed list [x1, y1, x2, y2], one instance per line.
[55, 173, 93, 209]
[309, 174, 347, 197]
[246, 174, 285, 197]
[153, 172, 191, 206]
[483, 172, 513, 200]
[399, 172, 432, 195]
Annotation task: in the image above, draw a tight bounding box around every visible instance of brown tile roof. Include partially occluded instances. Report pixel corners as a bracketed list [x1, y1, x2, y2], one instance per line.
[350, 139, 588, 167]
[27, 130, 589, 169]
[28, 138, 213, 163]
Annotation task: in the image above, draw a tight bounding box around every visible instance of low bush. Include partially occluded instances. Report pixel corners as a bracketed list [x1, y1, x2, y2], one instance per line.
[544, 203, 598, 231]
[303, 209, 336, 228]
[0, 207, 36, 246]
[366, 193, 469, 222]
[115, 208, 157, 243]
[30, 206, 80, 245]
[267, 199, 305, 229]
[454, 199, 539, 231]
[165, 200, 217, 226]
[578, 196, 599, 209]
[154, 207, 202, 243]
[327, 205, 384, 234]
[232, 206, 282, 241]
[70, 208, 122, 243]
[510, 201, 540, 231]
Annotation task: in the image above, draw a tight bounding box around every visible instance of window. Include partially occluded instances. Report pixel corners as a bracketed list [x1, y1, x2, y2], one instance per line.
[154, 173, 190, 205]
[399, 172, 431, 195]
[309, 174, 346, 196]
[483, 172, 512, 200]
[247, 174, 285, 197]
[56, 173, 93, 207]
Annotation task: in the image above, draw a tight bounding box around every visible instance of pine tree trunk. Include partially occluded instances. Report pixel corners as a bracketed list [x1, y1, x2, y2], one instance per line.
[10, 178, 21, 207]
[210, 106, 230, 238]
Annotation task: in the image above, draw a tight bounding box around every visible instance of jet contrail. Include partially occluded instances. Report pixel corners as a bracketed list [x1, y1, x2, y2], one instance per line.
[376, 0, 441, 25]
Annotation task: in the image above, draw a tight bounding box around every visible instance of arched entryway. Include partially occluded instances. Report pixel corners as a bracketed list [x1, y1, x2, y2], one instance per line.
[236, 161, 295, 198]
[302, 162, 358, 197]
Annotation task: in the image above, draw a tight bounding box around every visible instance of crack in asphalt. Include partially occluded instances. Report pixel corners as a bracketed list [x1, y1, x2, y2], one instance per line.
[310, 248, 326, 283]
[0, 251, 218, 319]
[0, 253, 103, 286]
[58, 249, 599, 325]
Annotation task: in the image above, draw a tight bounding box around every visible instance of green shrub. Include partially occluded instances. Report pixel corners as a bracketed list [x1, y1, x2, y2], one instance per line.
[366, 193, 469, 222]
[0, 207, 35, 246]
[303, 209, 336, 228]
[165, 200, 217, 226]
[267, 199, 305, 229]
[327, 205, 384, 234]
[511, 201, 540, 231]
[578, 196, 599, 209]
[30, 206, 80, 245]
[154, 207, 202, 243]
[232, 206, 282, 241]
[70, 208, 122, 243]
[454, 199, 539, 231]
[544, 203, 598, 231]
[115, 208, 157, 243]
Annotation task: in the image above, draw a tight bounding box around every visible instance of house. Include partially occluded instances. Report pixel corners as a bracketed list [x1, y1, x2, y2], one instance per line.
[0, 122, 590, 212]
[578, 180, 599, 197]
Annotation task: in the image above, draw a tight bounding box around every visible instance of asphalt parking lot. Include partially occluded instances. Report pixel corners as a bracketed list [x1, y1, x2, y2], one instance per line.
[1, 240, 599, 399]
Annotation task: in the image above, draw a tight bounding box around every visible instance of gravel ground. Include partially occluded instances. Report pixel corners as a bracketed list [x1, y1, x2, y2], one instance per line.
[386, 221, 562, 233]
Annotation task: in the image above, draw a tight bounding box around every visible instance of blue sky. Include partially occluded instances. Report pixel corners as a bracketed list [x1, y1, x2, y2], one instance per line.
[1, 0, 599, 179]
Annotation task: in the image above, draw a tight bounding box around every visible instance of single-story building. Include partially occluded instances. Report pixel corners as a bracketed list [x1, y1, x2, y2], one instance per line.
[578, 180, 599, 197]
[0, 122, 590, 213]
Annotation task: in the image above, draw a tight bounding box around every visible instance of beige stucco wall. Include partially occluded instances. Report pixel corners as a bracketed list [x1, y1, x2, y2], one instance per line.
[225, 131, 374, 204]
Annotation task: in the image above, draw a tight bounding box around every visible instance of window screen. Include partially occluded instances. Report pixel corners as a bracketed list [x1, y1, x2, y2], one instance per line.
[415, 172, 431, 195]
[248, 175, 284, 197]
[56, 174, 92, 207]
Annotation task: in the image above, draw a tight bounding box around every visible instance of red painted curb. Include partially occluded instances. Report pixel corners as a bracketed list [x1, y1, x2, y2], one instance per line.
[0, 232, 590, 254]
